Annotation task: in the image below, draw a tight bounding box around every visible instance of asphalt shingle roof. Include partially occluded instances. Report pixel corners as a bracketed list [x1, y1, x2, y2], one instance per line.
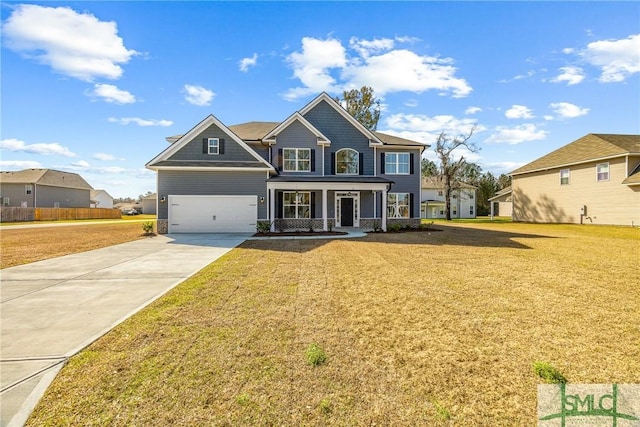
[0, 169, 93, 190]
[510, 134, 640, 176]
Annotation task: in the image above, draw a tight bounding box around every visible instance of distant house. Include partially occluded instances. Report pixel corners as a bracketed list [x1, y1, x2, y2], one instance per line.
[141, 193, 157, 214]
[90, 189, 114, 209]
[488, 186, 512, 219]
[0, 169, 92, 208]
[421, 177, 477, 219]
[510, 134, 640, 226]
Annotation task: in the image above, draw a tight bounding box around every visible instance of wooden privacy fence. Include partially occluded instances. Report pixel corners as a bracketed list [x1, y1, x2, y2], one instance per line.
[0, 207, 122, 223]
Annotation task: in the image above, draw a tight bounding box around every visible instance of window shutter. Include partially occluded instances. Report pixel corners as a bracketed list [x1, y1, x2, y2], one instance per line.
[202, 138, 208, 154]
[311, 149, 316, 172]
[331, 152, 336, 175]
[359, 153, 364, 175]
[410, 193, 415, 218]
[277, 192, 283, 219]
[410, 153, 415, 174]
[219, 139, 225, 154]
[311, 192, 316, 218]
[278, 148, 283, 172]
[380, 153, 386, 174]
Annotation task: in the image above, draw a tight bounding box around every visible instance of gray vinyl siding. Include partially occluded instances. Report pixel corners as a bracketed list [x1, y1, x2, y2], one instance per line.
[378, 148, 422, 218]
[249, 144, 269, 162]
[157, 170, 268, 219]
[0, 183, 35, 207]
[272, 120, 321, 175]
[303, 100, 375, 175]
[169, 123, 257, 162]
[37, 185, 90, 207]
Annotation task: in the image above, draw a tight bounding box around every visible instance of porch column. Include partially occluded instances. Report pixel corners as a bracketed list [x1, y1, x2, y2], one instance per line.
[382, 187, 388, 231]
[322, 189, 328, 231]
[490, 201, 494, 221]
[269, 187, 276, 232]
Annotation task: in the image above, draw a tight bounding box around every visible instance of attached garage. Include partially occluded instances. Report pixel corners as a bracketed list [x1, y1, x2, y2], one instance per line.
[168, 195, 257, 233]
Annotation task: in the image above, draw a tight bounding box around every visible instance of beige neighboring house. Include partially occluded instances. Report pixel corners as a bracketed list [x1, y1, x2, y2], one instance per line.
[90, 189, 114, 208]
[488, 186, 512, 219]
[421, 177, 477, 219]
[510, 134, 640, 226]
[0, 168, 92, 208]
[141, 193, 157, 214]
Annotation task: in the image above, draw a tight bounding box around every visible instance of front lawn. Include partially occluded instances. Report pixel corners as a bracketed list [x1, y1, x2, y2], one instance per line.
[27, 222, 640, 425]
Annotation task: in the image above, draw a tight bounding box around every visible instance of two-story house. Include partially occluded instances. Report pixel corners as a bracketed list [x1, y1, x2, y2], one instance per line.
[146, 93, 428, 233]
[420, 177, 477, 219]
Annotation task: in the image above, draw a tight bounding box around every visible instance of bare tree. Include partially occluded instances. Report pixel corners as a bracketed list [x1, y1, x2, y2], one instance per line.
[434, 127, 479, 220]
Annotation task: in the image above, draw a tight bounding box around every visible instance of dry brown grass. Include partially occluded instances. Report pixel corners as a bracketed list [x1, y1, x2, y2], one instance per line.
[0, 222, 148, 268]
[27, 222, 640, 425]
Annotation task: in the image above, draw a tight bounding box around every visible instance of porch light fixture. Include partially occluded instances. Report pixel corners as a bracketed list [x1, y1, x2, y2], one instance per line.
[260, 197, 265, 203]
[160, 196, 166, 203]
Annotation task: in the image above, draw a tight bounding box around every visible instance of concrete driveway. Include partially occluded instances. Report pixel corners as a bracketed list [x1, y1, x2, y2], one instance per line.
[0, 233, 250, 427]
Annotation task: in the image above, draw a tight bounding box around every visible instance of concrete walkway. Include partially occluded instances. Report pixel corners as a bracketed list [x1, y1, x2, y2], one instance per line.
[0, 233, 250, 427]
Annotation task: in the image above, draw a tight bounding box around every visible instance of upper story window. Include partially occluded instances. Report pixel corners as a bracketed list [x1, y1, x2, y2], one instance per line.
[596, 163, 609, 182]
[25, 184, 33, 195]
[207, 138, 219, 155]
[336, 148, 359, 175]
[385, 152, 410, 174]
[560, 168, 570, 185]
[283, 148, 311, 172]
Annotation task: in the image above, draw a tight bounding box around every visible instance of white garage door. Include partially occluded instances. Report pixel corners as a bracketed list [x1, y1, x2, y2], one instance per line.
[169, 195, 257, 233]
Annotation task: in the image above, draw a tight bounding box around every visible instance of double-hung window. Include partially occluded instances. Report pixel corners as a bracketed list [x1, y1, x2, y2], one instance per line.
[283, 191, 310, 218]
[596, 163, 609, 182]
[560, 168, 570, 185]
[336, 148, 359, 174]
[283, 148, 311, 172]
[25, 184, 33, 195]
[387, 193, 410, 218]
[385, 153, 410, 174]
[207, 138, 219, 155]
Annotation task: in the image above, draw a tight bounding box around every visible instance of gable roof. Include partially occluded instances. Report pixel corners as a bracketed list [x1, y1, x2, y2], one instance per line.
[374, 131, 428, 148]
[0, 169, 93, 190]
[228, 122, 278, 142]
[262, 112, 331, 145]
[146, 114, 275, 171]
[90, 189, 113, 199]
[622, 163, 640, 186]
[488, 185, 512, 201]
[511, 134, 640, 176]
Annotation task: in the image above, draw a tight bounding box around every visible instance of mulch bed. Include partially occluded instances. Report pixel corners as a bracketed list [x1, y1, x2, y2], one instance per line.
[253, 231, 348, 237]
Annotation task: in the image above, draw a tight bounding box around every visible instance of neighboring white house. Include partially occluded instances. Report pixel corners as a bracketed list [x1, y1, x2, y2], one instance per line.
[141, 193, 157, 215]
[421, 177, 477, 219]
[488, 186, 512, 219]
[90, 189, 114, 209]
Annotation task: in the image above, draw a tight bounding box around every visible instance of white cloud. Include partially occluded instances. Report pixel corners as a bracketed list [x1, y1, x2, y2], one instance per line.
[581, 34, 640, 82]
[465, 106, 482, 115]
[107, 117, 173, 127]
[239, 53, 258, 72]
[552, 66, 585, 85]
[382, 113, 482, 145]
[2, 4, 137, 81]
[71, 160, 91, 169]
[485, 124, 547, 144]
[0, 160, 42, 169]
[505, 105, 534, 119]
[90, 83, 136, 104]
[284, 36, 471, 100]
[483, 161, 524, 173]
[404, 99, 418, 107]
[0, 138, 76, 157]
[93, 152, 115, 161]
[183, 84, 215, 106]
[549, 102, 589, 118]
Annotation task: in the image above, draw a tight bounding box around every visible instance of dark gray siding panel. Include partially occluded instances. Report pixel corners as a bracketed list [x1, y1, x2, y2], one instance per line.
[275, 120, 321, 175]
[36, 186, 90, 207]
[378, 147, 422, 218]
[157, 170, 268, 219]
[303, 100, 375, 175]
[169, 123, 258, 162]
[0, 183, 35, 207]
[250, 144, 270, 162]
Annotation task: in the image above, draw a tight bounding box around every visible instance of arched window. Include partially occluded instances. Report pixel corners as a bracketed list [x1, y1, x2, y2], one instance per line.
[336, 148, 359, 175]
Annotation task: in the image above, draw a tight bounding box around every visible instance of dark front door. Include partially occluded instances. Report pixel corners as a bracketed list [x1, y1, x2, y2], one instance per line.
[340, 198, 354, 226]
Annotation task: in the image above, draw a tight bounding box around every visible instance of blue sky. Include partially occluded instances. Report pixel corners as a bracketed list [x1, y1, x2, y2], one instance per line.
[2, 1, 639, 198]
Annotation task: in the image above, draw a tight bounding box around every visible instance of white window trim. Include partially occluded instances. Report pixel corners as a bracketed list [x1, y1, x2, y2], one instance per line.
[283, 191, 311, 219]
[25, 184, 33, 195]
[208, 138, 219, 155]
[336, 148, 359, 175]
[385, 152, 410, 175]
[596, 162, 609, 182]
[283, 148, 311, 172]
[560, 168, 570, 185]
[387, 192, 410, 218]
[2, 197, 9, 206]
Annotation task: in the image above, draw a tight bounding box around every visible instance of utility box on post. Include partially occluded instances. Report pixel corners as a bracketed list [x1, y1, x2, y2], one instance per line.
[580, 205, 587, 216]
